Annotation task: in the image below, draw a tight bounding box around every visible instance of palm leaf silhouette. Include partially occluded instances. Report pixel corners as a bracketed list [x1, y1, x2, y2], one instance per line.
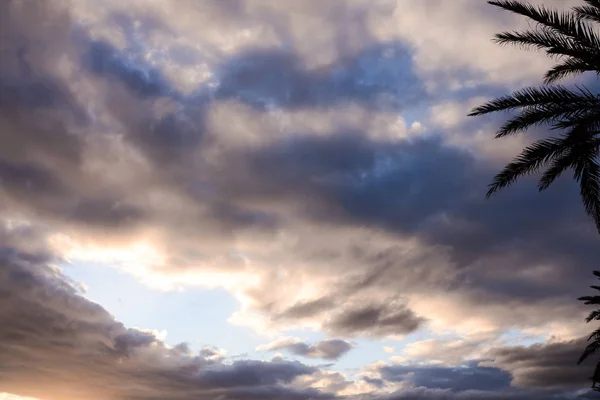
[469, 0, 600, 233]
[579, 271, 600, 364]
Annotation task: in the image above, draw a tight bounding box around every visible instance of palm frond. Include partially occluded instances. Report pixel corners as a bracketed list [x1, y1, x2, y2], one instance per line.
[579, 329, 600, 364]
[579, 295, 600, 304]
[538, 148, 573, 190]
[486, 137, 567, 197]
[586, 310, 600, 323]
[544, 58, 597, 83]
[589, 327, 600, 341]
[583, 0, 600, 8]
[574, 2, 600, 24]
[494, 102, 599, 137]
[494, 28, 581, 52]
[494, 28, 600, 70]
[552, 110, 600, 130]
[538, 128, 600, 190]
[489, 1, 600, 49]
[573, 150, 600, 233]
[468, 85, 597, 116]
[579, 273, 600, 326]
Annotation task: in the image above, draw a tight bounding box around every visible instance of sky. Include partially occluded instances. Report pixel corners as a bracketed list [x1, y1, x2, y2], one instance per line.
[2, 0, 600, 399]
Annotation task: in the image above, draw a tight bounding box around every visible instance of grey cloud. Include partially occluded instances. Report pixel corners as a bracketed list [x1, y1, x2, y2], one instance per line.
[276, 297, 337, 320]
[0, 2, 87, 166]
[197, 359, 316, 387]
[483, 338, 595, 390]
[376, 364, 597, 400]
[379, 361, 512, 392]
[81, 7, 426, 111]
[0, 65, 86, 167]
[84, 39, 171, 99]
[199, 345, 225, 359]
[113, 329, 158, 356]
[369, 337, 600, 399]
[218, 385, 335, 400]
[323, 301, 425, 338]
[2, 5, 424, 232]
[380, 387, 572, 400]
[241, 129, 597, 328]
[1, 0, 431, 240]
[0, 3, 147, 232]
[0, 159, 145, 230]
[75, 16, 426, 169]
[260, 339, 355, 360]
[0, 159, 66, 196]
[169, 128, 596, 336]
[362, 376, 386, 389]
[214, 42, 425, 111]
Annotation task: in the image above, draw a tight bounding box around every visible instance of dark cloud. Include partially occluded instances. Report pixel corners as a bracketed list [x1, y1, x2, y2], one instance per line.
[371, 338, 600, 399]
[376, 364, 600, 400]
[379, 387, 574, 400]
[260, 339, 354, 360]
[276, 297, 337, 320]
[113, 329, 158, 356]
[234, 127, 598, 330]
[199, 345, 225, 359]
[197, 359, 316, 387]
[214, 41, 425, 111]
[240, 128, 596, 290]
[84, 39, 171, 99]
[0, 159, 66, 196]
[323, 301, 425, 338]
[483, 338, 595, 390]
[0, 2, 148, 234]
[0, 158, 144, 230]
[379, 361, 512, 392]
[363, 376, 386, 389]
[0, 1, 87, 167]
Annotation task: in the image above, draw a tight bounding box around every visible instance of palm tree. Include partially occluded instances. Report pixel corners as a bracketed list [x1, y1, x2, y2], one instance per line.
[468, 0, 600, 233]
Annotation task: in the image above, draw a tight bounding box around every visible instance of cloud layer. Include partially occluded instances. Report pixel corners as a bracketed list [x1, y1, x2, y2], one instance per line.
[0, 0, 598, 399]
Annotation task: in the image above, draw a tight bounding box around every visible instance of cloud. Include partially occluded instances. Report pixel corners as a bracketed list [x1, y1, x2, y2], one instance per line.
[379, 361, 512, 392]
[1, 0, 600, 398]
[199, 345, 227, 361]
[213, 42, 425, 111]
[0, 222, 329, 400]
[400, 337, 491, 366]
[257, 338, 355, 360]
[482, 337, 595, 390]
[322, 301, 425, 338]
[380, 387, 562, 400]
[2, 0, 597, 343]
